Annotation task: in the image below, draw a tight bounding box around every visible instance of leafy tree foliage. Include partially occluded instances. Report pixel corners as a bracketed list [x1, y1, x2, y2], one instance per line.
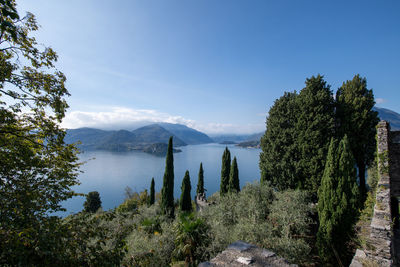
[336, 74, 379, 197]
[260, 91, 299, 189]
[229, 156, 240, 192]
[116, 197, 138, 213]
[149, 177, 155, 205]
[196, 162, 205, 196]
[84, 191, 102, 213]
[317, 136, 359, 264]
[0, 1, 84, 264]
[61, 212, 127, 266]
[220, 147, 231, 195]
[161, 136, 175, 218]
[116, 188, 149, 213]
[180, 170, 192, 212]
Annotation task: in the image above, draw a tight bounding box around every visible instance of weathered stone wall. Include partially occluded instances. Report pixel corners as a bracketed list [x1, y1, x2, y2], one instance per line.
[369, 121, 393, 265]
[390, 131, 400, 198]
[351, 121, 400, 266]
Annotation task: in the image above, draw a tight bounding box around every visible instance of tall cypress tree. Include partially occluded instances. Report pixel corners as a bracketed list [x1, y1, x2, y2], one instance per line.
[317, 136, 359, 264]
[149, 177, 155, 205]
[161, 137, 175, 218]
[180, 170, 192, 212]
[336, 74, 379, 198]
[220, 147, 231, 195]
[229, 157, 240, 192]
[196, 163, 205, 196]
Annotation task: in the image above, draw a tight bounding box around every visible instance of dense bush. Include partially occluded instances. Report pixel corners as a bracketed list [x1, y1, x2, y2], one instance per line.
[84, 191, 102, 213]
[116, 198, 139, 213]
[200, 182, 313, 264]
[267, 190, 313, 263]
[123, 204, 176, 266]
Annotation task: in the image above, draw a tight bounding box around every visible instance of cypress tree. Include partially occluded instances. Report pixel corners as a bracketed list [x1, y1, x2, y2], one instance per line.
[259, 91, 300, 189]
[295, 75, 335, 194]
[180, 170, 192, 212]
[196, 163, 205, 196]
[336, 74, 379, 199]
[259, 75, 335, 196]
[161, 137, 175, 218]
[317, 136, 359, 264]
[149, 177, 155, 205]
[220, 147, 231, 195]
[229, 157, 240, 192]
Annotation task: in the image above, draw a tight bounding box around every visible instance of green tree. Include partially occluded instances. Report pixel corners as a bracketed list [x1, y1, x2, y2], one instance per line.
[317, 136, 359, 264]
[0, 2, 84, 264]
[260, 76, 335, 195]
[220, 147, 231, 195]
[149, 177, 155, 205]
[336, 74, 379, 198]
[196, 162, 205, 196]
[180, 170, 193, 212]
[161, 136, 175, 218]
[229, 156, 240, 192]
[295, 75, 335, 194]
[259, 91, 300, 189]
[83, 191, 102, 213]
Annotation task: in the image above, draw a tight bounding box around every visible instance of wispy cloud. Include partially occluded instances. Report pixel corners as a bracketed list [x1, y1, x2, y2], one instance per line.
[62, 107, 194, 129]
[61, 106, 264, 134]
[375, 98, 386, 104]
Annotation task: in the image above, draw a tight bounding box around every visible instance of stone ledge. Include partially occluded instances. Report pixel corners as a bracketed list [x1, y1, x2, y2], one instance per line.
[200, 241, 297, 267]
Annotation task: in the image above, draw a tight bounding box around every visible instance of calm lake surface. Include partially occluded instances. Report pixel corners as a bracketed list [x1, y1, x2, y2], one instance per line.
[61, 143, 261, 216]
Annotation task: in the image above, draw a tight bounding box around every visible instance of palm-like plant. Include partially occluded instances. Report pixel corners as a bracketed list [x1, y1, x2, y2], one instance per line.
[173, 213, 210, 265]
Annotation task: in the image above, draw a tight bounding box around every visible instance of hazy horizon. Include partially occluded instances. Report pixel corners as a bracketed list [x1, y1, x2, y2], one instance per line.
[65, 121, 264, 136]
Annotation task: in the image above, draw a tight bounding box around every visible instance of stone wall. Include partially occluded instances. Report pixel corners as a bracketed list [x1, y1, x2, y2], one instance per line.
[351, 121, 400, 266]
[369, 121, 393, 265]
[390, 131, 400, 198]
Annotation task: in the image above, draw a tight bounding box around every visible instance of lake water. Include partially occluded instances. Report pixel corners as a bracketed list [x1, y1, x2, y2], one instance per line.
[61, 143, 261, 216]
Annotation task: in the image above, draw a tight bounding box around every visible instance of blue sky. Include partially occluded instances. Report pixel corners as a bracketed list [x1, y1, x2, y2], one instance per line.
[17, 0, 400, 134]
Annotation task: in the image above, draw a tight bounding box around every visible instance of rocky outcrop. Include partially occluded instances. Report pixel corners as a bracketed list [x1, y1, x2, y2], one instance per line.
[199, 241, 297, 267]
[195, 193, 209, 212]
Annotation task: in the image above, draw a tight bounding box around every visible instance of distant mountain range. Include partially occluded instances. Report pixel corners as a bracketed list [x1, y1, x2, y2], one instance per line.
[65, 123, 213, 156]
[373, 107, 400, 130]
[64, 107, 400, 155]
[157, 123, 214, 144]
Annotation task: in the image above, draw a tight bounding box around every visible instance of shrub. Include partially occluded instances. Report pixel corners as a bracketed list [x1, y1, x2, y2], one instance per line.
[123, 220, 175, 266]
[116, 197, 138, 213]
[172, 213, 211, 265]
[200, 182, 313, 264]
[268, 190, 312, 264]
[83, 191, 102, 213]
